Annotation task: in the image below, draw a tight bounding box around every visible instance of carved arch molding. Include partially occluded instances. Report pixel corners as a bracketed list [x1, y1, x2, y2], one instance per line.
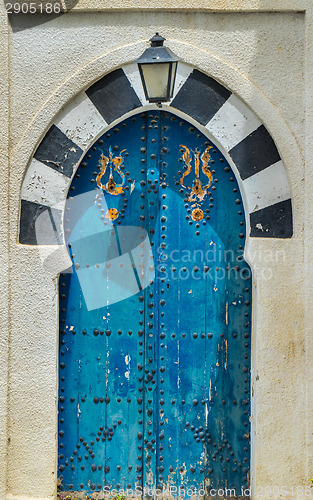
[19, 62, 293, 245]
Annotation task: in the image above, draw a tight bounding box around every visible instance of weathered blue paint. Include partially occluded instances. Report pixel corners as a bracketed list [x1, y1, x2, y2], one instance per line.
[58, 111, 251, 496]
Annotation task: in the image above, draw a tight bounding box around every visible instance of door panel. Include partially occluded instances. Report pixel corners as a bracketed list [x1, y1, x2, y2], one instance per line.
[58, 110, 251, 497]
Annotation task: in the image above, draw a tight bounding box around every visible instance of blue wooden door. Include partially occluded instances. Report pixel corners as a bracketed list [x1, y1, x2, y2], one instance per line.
[58, 110, 251, 497]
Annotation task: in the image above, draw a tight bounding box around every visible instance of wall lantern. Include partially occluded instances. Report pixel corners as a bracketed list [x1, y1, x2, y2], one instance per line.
[135, 33, 180, 103]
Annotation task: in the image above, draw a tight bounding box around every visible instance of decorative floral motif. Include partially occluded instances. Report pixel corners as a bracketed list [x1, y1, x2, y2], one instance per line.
[179, 145, 213, 221]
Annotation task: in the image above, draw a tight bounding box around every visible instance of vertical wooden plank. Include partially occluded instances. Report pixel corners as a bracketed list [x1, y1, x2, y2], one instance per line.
[142, 111, 161, 491]
[158, 113, 208, 492]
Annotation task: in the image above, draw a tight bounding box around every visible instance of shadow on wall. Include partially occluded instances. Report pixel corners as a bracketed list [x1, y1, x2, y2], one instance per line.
[4, 0, 79, 31]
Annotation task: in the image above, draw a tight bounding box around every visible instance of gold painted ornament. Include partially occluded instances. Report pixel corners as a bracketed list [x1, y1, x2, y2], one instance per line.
[96, 147, 135, 224]
[179, 145, 213, 201]
[191, 208, 204, 221]
[179, 144, 213, 225]
[96, 147, 126, 195]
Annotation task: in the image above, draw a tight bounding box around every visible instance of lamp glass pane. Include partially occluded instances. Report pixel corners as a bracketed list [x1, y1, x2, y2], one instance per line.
[170, 62, 177, 97]
[141, 63, 170, 100]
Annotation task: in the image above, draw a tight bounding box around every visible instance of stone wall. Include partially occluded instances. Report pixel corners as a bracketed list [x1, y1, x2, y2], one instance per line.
[0, 2, 311, 499]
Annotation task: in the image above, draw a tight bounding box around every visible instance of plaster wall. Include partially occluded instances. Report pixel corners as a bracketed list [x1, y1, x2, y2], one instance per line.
[0, 5, 10, 500]
[0, 3, 310, 499]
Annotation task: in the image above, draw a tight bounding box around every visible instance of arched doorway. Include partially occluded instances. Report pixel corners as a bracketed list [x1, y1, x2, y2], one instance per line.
[58, 109, 251, 497]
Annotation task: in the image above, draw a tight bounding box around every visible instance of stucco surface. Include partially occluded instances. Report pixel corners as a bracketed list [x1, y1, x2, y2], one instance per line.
[69, 0, 305, 11]
[0, 4, 310, 500]
[246, 238, 306, 497]
[0, 3, 9, 500]
[4, 0, 307, 12]
[9, 12, 304, 149]
[303, 4, 313, 493]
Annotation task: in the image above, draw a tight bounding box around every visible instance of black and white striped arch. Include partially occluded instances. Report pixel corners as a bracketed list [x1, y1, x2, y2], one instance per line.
[19, 62, 293, 245]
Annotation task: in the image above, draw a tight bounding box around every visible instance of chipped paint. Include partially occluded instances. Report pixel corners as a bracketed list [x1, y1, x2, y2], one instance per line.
[256, 222, 265, 231]
[224, 340, 228, 370]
